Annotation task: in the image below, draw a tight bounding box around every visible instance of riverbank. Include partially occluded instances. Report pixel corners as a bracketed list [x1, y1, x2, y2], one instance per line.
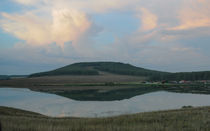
[1, 75, 210, 101]
[0, 106, 210, 131]
[1, 82, 210, 101]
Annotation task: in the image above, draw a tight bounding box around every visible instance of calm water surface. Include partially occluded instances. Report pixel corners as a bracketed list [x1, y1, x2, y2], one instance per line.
[1, 87, 210, 117]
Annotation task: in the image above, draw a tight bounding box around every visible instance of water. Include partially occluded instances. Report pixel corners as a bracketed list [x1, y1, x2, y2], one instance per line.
[1, 87, 210, 117]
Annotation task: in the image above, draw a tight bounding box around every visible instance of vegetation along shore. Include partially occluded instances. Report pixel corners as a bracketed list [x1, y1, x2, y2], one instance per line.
[0, 106, 210, 131]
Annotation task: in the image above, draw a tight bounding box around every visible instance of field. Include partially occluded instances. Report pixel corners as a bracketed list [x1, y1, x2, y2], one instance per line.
[0, 74, 146, 88]
[0, 106, 210, 131]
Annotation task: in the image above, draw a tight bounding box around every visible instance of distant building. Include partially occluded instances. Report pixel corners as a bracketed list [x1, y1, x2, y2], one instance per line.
[179, 80, 186, 84]
[179, 80, 191, 84]
[169, 81, 178, 84]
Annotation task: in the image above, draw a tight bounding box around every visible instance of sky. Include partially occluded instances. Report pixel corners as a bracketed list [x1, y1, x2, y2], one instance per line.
[0, 0, 210, 75]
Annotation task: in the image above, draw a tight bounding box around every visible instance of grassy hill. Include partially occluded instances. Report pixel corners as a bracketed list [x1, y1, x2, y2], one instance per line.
[29, 62, 169, 80]
[1, 106, 210, 131]
[29, 63, 99, 77]
[29, 62, 210, 81]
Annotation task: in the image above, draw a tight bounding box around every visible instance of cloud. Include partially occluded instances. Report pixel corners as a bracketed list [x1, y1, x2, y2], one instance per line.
[137, 8, 158, 31]
[51, 9, 91, 47]
[170, 0, 210, 30]
[105, 32, 210, 72]
[13, 0, 140, 13]
[0, 9, 92, 47]
[1, 0, 210, 74]
[137, 44, 209, 72]
[14, 0, 41, 5]
[1, 12, 52, 46]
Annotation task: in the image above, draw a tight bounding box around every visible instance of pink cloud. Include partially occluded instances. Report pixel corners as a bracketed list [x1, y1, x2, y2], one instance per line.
[52, 9, 91, 47]
[0, 9, 91, 47]
[170, 0, 210, 30]
[137, 8, 158, 31]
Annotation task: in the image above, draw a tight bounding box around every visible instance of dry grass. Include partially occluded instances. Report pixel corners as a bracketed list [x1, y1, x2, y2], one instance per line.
[0, 74, 145, 89]
[0, 106, 210, 131]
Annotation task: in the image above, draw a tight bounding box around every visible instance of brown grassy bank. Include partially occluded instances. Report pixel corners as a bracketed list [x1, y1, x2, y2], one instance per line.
[0, 106, 210, 131]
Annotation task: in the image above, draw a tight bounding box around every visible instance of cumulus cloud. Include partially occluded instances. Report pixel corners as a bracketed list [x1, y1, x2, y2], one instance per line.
[51, 9, 91, 47]
[1, 12, 52, 46]
[137, 8, 158, 31]
[0, 9, 92, 47]
[170, 0, 210, 30]
[1, 0, 210, 74]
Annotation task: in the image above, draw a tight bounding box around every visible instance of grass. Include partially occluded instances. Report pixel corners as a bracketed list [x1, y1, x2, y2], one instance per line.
[0, 106, 210, 131]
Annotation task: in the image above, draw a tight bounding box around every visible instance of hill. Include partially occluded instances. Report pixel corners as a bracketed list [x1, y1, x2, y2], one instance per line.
[29, 62, 169, 80]
[29, 62, 210, 81]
